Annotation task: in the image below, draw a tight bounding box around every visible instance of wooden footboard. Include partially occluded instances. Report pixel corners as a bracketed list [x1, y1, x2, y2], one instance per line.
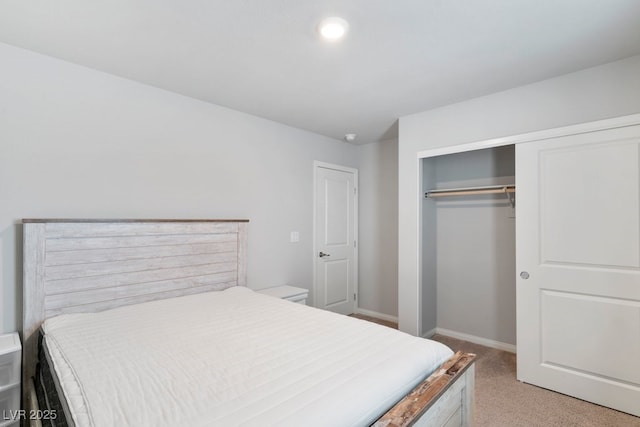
[374, 351, 476, 427]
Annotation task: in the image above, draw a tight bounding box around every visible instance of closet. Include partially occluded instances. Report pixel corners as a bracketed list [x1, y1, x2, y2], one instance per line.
[416, 116, 640, 417]
[421, 145, 516, 350]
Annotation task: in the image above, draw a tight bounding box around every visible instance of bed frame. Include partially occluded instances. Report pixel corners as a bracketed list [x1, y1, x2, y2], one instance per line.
[22, 219, 475, 427]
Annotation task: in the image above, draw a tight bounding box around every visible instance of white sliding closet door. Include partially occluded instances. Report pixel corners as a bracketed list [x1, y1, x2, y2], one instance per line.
[516, 124, 640, 416]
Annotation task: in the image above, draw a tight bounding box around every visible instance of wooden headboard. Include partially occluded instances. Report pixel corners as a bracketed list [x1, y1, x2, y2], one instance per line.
[22, 219, 248, 389]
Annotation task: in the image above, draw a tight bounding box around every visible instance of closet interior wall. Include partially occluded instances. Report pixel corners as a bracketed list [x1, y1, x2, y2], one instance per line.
[421, 145, 516, 346]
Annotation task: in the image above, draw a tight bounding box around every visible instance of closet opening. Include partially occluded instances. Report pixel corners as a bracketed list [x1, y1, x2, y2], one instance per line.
[421, 144, 516, 352]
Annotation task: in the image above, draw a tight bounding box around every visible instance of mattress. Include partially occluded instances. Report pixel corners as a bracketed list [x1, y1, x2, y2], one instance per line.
[35, 332, 74, 427]
[40, 287, 453, 427]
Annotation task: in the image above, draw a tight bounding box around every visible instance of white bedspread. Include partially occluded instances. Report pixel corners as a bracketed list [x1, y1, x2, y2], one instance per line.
[42, 287, 453, 427]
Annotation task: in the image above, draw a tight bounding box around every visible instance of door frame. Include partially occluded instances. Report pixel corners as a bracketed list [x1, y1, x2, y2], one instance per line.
[312, 161, 359, 311]
[413, 112, 640, 337]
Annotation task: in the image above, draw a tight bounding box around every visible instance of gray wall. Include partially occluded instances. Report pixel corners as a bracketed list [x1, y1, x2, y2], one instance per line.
[398, 54, 640, 335]
[0, 42, 391, 333]
[422, 147, 516, 344]
[357, 139, 398, 317]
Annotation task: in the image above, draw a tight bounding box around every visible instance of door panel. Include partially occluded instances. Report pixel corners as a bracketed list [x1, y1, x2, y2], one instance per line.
[324, 177, 351, 245]
[315, 164, 356, 315]
[540, 142, 640, 267]
[541, 290, 640, 384]
[516, 125, 640, 416]
[324, 259, 350, 307]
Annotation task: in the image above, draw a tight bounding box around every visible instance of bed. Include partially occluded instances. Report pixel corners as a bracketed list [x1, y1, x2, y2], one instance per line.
[21, 219, 475, 427]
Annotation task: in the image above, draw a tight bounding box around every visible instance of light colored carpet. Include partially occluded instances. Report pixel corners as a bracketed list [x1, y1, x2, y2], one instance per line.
[349, 315, 640, 426]
[431, 334, 640, 427]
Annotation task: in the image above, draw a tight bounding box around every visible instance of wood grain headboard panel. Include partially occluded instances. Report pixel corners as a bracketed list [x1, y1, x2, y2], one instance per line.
[22, 219, 248, 389]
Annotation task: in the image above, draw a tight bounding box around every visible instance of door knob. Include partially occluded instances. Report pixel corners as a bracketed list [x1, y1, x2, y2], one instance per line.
[319, 252, 331, 258]
[520, 271, 530, 279]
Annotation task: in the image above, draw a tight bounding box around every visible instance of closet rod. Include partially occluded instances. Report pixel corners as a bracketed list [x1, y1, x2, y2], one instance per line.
[425, 184, 515, 198]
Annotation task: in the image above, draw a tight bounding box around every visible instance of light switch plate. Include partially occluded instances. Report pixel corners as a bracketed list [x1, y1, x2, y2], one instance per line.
[290, 231, 299, 243]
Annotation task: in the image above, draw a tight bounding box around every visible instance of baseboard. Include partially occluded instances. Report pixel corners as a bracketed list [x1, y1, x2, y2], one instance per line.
[422, 328, 437, 339]
[354, 307, 398, 323]
[429, 327, 517, 353]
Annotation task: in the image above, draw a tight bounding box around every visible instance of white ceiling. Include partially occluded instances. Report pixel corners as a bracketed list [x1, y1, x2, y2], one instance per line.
[2, 1, 640, 144]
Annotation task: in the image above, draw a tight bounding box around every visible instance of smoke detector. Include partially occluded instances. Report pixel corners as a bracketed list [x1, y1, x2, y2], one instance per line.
[344, 133, 357, 142]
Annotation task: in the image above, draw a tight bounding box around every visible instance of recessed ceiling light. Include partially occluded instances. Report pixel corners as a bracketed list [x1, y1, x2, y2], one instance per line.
[318, 17, 349, 41]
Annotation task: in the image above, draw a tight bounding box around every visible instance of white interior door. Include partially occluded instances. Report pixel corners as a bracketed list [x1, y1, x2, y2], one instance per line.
[516, 124, 640, 416]
[314, 162, 357, 315]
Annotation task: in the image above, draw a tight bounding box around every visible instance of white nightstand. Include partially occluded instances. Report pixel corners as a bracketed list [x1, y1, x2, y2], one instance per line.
[0, 333, 21, 427]
[257, 285, 309, 305]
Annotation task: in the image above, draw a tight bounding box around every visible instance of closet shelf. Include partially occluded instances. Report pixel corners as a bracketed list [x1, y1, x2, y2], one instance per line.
[425, 184, 516, 206]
